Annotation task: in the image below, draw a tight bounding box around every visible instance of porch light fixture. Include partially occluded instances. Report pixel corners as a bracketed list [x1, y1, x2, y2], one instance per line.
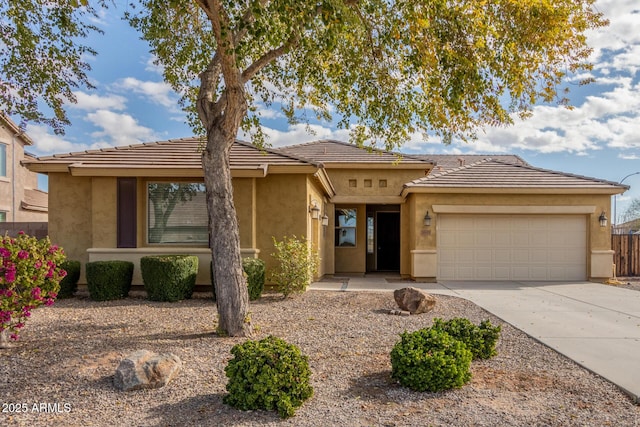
[423, 210, 432, 227]
[598, 211, 608, 228]
[321, 214, 329, 226]
[309, 202, 320, 219]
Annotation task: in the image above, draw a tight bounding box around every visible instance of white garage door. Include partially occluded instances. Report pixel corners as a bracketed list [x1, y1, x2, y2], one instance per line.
[438, 214, 587, 281]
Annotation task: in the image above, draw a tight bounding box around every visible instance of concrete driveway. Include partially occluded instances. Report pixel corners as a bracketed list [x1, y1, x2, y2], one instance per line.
[310, 278, 640, 402]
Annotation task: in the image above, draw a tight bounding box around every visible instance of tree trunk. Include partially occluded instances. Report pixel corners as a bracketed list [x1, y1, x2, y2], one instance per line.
[202, 89, 251, 337]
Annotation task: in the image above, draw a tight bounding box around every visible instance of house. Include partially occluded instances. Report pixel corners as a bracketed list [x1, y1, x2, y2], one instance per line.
[23, 137, 627, 285]
[0, 113, 48, 224]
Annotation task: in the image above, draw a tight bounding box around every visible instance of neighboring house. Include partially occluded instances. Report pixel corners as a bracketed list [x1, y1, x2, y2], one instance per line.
[613, 219, 640, 235]
[23, 137, 626, 285]
[0, 113, 48, 223]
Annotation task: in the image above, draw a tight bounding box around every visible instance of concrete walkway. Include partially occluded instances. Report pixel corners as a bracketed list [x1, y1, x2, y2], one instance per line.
[310, 278, 640, 403]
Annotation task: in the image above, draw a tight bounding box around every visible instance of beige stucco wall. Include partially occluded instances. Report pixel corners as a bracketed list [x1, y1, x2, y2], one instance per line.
[326, 168, 426, 199]
[407, 192, 614, 280]
[256, 174, 309, 277]
[334, 203, 367, 273]
[91, 177, 117, 247]
[47, 173, 93, 268]
[0, 126, 47, 222]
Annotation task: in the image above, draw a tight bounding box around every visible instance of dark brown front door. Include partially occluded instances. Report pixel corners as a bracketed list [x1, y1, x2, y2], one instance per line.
[376, 212, 400, 271]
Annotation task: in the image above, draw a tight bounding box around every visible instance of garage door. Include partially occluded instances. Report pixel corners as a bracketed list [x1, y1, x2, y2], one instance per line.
[438, 214, 587, 281]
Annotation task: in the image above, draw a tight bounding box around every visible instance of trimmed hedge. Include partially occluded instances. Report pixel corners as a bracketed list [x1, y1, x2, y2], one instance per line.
[211, 257, 266, 301]
[141, 255, 198, 302]
[224, 335, 313, 419]
[57, 260, 81, 298]
[390, 327, 472, 392]
[86, 260, 134, 301]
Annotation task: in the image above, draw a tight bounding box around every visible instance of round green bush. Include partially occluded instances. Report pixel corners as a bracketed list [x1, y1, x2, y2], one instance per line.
[223, 335, 314, 419]
[390, 328, 472, 392]
[431, 317, 501, 360]
[57, 260, 81, 298]
[141, 255, 198, 302]
[211, 257, 266, 302]
[86, 260, 134, 301]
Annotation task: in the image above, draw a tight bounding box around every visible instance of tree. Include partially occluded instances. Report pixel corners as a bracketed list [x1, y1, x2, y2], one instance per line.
[1, 1, 606, 336]
[622, 199, 640, 232]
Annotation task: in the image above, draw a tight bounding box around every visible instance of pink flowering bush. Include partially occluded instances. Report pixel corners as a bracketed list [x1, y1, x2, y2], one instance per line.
[0, 232, 66, 343]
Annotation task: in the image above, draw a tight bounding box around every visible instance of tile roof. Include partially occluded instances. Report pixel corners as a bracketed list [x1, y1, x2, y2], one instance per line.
[415, 154, 527, 171]
[405, 158, 628, 191]
[0, 112, 33, 145]
[279, 140, 433, 165]
[25, 137, 321, 170]
[21, 188, 48, 212]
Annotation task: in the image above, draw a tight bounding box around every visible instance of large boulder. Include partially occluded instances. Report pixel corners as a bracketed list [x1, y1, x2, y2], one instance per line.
[114, 350, 182, 391]
[394, 287, 437, 314]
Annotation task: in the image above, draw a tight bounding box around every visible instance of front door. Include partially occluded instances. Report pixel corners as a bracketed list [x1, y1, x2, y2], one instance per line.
[376, 211, 400, 271]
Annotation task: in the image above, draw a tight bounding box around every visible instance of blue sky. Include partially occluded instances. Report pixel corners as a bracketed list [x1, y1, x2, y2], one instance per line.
[23, 1, 640, 223]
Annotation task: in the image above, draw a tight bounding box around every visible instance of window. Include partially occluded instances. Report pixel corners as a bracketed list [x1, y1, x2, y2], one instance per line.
[0, 211, 6, 222]
[335, 208, 357, 247]
[148, 182, 208, 244]
[0, 144, 6, 177]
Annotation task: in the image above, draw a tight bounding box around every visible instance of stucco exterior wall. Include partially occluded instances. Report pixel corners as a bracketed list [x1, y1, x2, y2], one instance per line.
[327, 168, 426, 199]
[91, 177, 117, 247]
[47, 173, 93, 268]
[407, 192, 614, 280]
[256, 174, 309, 276]
[0, 126, 47, 222]
[334, 203, 367, 273]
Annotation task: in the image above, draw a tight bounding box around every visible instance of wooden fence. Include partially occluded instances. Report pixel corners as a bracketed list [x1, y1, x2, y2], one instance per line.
[612, 234, 640, 277]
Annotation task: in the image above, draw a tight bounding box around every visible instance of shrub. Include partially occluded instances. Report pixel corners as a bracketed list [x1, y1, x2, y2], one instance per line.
[270, 235, 319, 298]
[224, 335, 314, 419]
[390, 328, 472, 392]
[211, 257, 266, 302]
[86, 261, 134, 301]
[57, 260, 81, 298]
[242, 257, 265, 301]
[0, 232, 66, 342]
[141, 255, 198, 302]
[431, 318, 501, 360]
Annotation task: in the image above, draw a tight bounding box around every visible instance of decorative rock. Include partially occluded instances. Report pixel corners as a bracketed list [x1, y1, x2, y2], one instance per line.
[393, 287, 437, 314]
[114, 350, 182, 391]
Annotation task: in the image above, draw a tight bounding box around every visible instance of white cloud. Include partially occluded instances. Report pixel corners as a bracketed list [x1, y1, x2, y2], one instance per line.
[86, 110, 158, 146]
[25, 124, 112, 155]
[114, 77, 178, 111]
[69, 91, 127, 111]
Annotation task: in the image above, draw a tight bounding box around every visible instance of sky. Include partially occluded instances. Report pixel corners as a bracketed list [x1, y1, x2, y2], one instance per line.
[22, 0, 640, 224]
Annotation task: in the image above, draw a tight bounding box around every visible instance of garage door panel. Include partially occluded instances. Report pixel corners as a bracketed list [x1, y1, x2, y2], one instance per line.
[438, 214, 587, 281]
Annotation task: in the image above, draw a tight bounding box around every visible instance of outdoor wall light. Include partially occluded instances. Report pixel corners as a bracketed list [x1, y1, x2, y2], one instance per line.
[598, 211, 608, 228]
[423, 210, 432, 227]
[321, 214, 329, 226]
[309, 202, 320, 219]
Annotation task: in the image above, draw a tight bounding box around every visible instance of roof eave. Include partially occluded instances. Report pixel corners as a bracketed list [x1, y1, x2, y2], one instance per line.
[401, 186, 628, 197]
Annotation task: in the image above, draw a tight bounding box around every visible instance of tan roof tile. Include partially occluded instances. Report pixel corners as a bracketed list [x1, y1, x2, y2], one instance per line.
[26, 138, 321, 170]
[21, 188, 48, 212]
[416, 154, 528, 171]
[405, 158, 627, 190]
[279, 140, 433, 165]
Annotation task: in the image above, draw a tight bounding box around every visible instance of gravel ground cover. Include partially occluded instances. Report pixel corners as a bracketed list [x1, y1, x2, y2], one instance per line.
[1, 289, 639, 427]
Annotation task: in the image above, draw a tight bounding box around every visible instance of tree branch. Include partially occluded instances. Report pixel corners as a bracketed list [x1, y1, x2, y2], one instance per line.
[241, 36, 298, 83]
